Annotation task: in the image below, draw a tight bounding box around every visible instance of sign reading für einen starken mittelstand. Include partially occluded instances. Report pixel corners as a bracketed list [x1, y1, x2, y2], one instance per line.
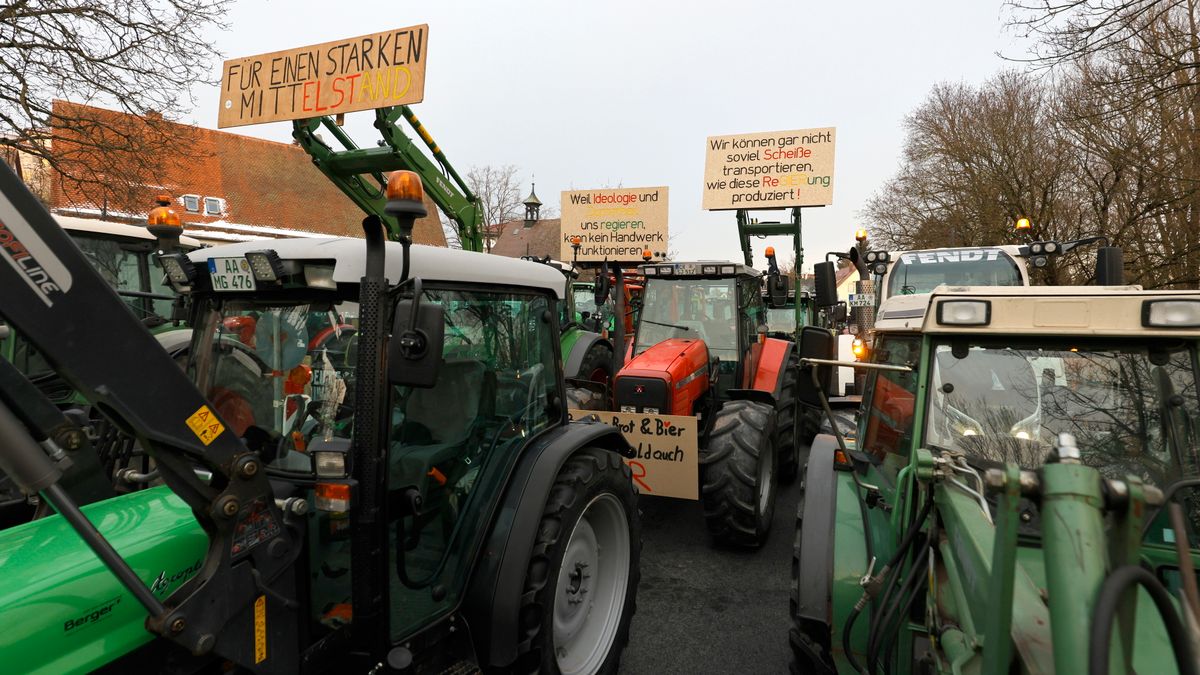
[218, 25, 429, 128]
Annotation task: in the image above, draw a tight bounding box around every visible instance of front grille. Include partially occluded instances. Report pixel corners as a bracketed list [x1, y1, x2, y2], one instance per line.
[615, 376, 669, 413]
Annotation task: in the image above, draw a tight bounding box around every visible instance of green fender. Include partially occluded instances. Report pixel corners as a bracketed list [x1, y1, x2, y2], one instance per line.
[0, 486, 206, 674]
[561, 328, 611, 380]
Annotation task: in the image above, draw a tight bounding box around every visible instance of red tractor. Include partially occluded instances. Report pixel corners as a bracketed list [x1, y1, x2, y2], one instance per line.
[613, 261, 799, 547]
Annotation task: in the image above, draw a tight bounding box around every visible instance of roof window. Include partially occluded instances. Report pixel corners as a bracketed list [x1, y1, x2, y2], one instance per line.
[180, 194, 200, 213]
[204, 197, 226, 216]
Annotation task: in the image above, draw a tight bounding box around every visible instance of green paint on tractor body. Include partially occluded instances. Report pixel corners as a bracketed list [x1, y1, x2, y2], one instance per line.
[797, 287, 1200, 674]
[0, 487, 204, 674]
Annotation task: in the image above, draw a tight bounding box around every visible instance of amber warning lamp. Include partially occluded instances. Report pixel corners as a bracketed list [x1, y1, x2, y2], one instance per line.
[384, 170, 428, 238]
[570, 236, 582, 250]
[854, 228, 868, 242]
[765, 246, 776, 258]
[642, 249, 653, 262]
[1015, 217, 1031, 231]
[146, 194, 184, 253]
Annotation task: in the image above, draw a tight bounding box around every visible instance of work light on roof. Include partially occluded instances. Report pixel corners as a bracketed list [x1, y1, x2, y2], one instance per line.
[158, 253, 196, 287]
[245, 250, 286, 283]
[642, 265, 657, 276]
[937, 300, 991, 326]
[1143, 299, 1200, 328]
[658, 265, 673, 275]
[720, 265, 736, 275]
[702, 265, 718, 275]
[872, 262, 888, 275]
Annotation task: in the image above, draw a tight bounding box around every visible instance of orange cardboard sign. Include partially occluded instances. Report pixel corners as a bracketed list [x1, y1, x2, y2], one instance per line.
[568, 409, 698, 500]
[218, 25, 429, 128]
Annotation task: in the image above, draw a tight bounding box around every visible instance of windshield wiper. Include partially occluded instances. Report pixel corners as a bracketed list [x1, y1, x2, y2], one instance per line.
[642, 318, 694, 332]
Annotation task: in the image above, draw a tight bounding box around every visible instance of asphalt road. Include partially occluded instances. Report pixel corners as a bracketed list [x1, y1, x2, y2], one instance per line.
[618, 463, 804, 675]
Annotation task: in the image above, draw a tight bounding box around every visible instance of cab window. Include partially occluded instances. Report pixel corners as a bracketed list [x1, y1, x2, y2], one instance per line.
[388, 288, 557, 639]
[861, 336, 920, 469]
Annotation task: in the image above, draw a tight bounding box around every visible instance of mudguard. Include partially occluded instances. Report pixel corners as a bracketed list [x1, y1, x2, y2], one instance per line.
[726, 388, 776, 408]
[795, 435, 839, 645]
[463, 416, 631, 667]
[562, 330, 611, 379]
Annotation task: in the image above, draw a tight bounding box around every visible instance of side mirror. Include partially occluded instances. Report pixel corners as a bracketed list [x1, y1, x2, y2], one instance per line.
[814, 261, 838, 308]
[1096, 246, 1124, 285]
[594, 275, 611, 307]
[387, 292, 445, 388]
[797, 326, 835, 407]
[767, 273, 789, 308]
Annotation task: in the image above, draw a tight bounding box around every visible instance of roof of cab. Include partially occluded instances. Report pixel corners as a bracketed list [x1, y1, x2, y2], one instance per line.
[187, 237, 566, 298]
[874, 284, 1200, 337]
[56, 215, 202, 248]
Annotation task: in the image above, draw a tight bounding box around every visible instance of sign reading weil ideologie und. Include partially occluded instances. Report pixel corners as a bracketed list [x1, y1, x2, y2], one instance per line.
[560, 186, 669, 262]
[567, 409, 698, 500]
[218, 25, 429, 128]
[702, 127, 836, 210]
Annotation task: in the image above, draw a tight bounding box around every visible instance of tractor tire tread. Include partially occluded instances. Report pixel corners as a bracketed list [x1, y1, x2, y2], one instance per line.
[699, 399, 777, 548]
[514, 448, 641, 674]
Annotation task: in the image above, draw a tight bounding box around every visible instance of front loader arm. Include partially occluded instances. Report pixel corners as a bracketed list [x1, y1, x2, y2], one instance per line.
[0, 162, 300, 671]
[293, 105, 484, 251]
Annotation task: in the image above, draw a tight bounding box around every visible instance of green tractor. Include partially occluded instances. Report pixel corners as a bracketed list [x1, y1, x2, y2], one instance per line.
[0, 167, 641, 674]
[520, 256, 616, 398]
[790, 284, 1200, 674]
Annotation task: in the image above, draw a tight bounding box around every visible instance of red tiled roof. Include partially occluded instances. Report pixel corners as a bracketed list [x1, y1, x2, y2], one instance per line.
[489, 217, 561, 259]
[48, 101, 445, 246]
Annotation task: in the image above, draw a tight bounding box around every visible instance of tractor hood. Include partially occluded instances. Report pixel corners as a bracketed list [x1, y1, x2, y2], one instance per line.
[0, 487, 206, 674]
[615, 338, 710, 415]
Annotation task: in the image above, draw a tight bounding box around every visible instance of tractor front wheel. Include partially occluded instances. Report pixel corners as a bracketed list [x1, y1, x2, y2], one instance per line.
[517, 448, 640, 675]
[777, 350, 800, 485]
[700, 400, 778, 548]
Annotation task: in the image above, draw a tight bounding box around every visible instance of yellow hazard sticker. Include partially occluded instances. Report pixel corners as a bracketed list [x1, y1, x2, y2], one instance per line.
[185, 405, 225, 446]
[254, 594, 266, 663]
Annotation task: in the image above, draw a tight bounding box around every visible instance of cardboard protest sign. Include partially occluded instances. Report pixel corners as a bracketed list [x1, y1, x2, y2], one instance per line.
[218, 25, 429, 128]
[560, 186, 668, 262]
[568, 409, 698, 500]
[702, 127, 836, 210]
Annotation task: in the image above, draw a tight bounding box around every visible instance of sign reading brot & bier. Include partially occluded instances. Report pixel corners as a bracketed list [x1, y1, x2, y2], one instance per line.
[567, 409, 698, 500]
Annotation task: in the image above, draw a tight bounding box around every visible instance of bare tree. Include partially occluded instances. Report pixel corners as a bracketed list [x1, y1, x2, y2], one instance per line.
[0, 0, 229, 206]
[464, 164, 524, 253]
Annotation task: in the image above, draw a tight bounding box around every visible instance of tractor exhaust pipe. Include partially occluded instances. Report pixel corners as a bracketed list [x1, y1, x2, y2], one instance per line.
[1096, 246, 1124, 285]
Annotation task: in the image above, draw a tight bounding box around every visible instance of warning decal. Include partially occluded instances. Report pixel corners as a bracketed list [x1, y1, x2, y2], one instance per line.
[254, 595, 267, 663]
[186, 405, 225, 446]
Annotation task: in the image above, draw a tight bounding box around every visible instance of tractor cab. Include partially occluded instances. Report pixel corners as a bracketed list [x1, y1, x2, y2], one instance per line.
[630, 261, 764, 397]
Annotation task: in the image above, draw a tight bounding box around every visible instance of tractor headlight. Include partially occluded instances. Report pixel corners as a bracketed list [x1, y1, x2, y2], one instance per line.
[936, 300, 990, 326]
[245, 250, 286, 282]
[158, 253, 196, 287]
[1143, 299, 1200, 327]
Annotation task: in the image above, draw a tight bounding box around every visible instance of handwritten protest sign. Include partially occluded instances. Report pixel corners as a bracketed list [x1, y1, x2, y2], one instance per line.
[560, 186, 668, 262]
[702, 127, 836, 210]
[568, 409, 698, 500]
[218, 25, 429, 128]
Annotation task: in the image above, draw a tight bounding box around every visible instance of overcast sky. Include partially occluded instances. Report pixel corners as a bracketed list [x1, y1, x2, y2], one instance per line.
[188, 0, 1024, 272]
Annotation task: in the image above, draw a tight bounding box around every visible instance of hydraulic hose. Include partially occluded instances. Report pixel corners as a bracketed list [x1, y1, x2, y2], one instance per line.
[880, 516, 939, 675]
[843, 490, 934, 674]
[1088, 565, 1198, 675]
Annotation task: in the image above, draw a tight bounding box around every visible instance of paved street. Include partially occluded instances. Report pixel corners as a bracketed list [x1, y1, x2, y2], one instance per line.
[620, 464, 804, 674]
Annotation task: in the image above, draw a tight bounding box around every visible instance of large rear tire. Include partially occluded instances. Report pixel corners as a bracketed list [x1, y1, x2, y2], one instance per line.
[777, 350, 800, 485]
[517, 448, 640, 675]
[576, 341, 614, 389]
[700, 400, 778, 548]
